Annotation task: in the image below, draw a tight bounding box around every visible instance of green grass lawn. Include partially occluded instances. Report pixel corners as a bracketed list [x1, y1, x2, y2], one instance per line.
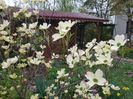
[107, 62, 133, 99]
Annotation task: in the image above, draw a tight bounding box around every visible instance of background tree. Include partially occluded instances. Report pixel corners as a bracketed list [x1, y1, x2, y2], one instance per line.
[83, 0, 113, 19]
[13, 0, 82, 12]
[54, 0, 83, 12]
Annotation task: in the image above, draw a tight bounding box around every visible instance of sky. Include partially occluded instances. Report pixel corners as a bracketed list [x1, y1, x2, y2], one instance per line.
[5, 0, 18, 6]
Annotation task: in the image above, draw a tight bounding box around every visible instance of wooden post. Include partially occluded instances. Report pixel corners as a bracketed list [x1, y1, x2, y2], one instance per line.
[96, 22, 102, 42]
[7, 7, 16, 33]
[76, 23, 86, 49]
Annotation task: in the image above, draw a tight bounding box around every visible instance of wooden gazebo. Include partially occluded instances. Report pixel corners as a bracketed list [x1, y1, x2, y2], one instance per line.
[7, 7, 108, 57]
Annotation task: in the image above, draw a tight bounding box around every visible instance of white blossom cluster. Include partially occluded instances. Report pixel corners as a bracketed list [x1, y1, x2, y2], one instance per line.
[66, 35, 127, 68]
[52, 20, 77, 41]
[45, 68, 69, 97]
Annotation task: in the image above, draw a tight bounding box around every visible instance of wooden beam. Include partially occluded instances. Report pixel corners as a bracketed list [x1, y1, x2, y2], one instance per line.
[76, 23, 86, 49]
[96, 22, 102, 42]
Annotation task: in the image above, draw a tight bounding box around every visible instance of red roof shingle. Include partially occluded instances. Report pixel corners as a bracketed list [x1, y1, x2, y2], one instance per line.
[9, 7, 108, 22]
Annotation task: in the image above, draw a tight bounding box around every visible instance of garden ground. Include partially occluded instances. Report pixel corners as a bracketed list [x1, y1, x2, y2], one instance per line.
[107, 61, 133, 99]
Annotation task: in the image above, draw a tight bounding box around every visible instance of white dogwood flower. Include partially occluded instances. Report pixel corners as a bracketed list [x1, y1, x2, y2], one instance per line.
[29, 58, 41, 65]
[68, 44, 78, 54]
[17, 23, 27, 32]
[17, 63, 27, 68]
[90, 94, 102, 99]
[0, 20, 9, 31]
[1, 36, 14, 43]
[66, 54, 75, 68]
[19, 43, 31, 54]
[36, 51, 44, 59]
[96, 53, 113, 66]
[86, 38, 96, 50]
[40, 44, 46, 49]
[108, 35, 127, 51]
[85, 69, 107, 87]
[1, 62, 10, 69]
[52, 53, 59, 59]
[39, 23, 51, 30]
[7, 56, 18, 64]
[110, 84, 120, 90]
[102, 86, 111, 95]
[52, 20, 76, 41]
[1, 56, 18, 69]
[75, 80, 91, 98]
[9, 73, 18, 79]
[57, 69, 69, 79]
[30, 94, 39, 99]
[1, 45, 10, 50]
[66, 45, 85, 68]
[0, 31, 8, 35]
[29, 22, 38, 29]
[13, 12, 19, 18]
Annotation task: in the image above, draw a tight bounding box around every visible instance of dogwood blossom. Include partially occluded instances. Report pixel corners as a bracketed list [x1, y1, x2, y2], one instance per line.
[18, 23, 27, 32]
[45, 84, 55, 96]
[0, 36, 14, 43]
[36, 51, 44, 59]
[28, 57, 41, 65]
[40, 44, 46, 49]
[17, 63, 27, 68]
[52, 20, 77, 41]
[83, 49, 93, 65]
[86, 38, 96, 50]
[108, 35, 127, 51]
[6, 56, 18, 64]
[30, 94, 39, 99]
[39, 23, 51, 30]
[75, 80, 90, 97]
[1, 62, 10, 69]
[1, 45, 10, 50]
[96, 53, 113, 66]
[13, 8, 28, 18]
[1, 56, 18, 69]
[0, 31, 8, 35]
[66, 54, 76, 68]
[17, 23, 37, 37]
[90, 94, 102, 99]
[68, 44, 78, 54]
[110, 84, 120, 90]
[0, 20, 10, 31]
[102, 86, 111, 95]
[66, 45, 85, 68]
[57, 69, 69, 79]
[9, 73, 18, 79]
[13, 12, 19, 18]
[85, 69, 107, 87]
[29, 22, 38, 29]
[94, 41, 107, 55]
[52, 53, 59, 59]
[19, 43, 31, 54]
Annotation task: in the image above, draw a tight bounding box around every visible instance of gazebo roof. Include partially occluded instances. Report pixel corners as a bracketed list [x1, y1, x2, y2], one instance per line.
[38, 10, 108, 23]
[8, 7, 108, 23]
